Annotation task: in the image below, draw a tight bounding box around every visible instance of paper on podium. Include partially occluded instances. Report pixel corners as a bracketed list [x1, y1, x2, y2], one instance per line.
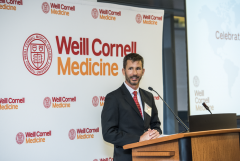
[158, 134, 169, 138]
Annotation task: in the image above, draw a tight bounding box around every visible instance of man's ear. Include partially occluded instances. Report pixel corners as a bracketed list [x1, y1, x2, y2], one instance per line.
[122, 68, 125, 76]
[142, 68, 145, 76]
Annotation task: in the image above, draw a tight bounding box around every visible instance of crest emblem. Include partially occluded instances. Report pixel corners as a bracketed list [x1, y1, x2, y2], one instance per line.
[92, 96, 99, 107]
[22, 33, 52, 76]
[16, 132, 24, 144]
[42, 2, 50, 14]
[193, 76, 200, 87]
[68, 129, 76, 140]
[136, 14, 142, 24]
[30, 44, 45, 69]
[43, 97, 51, 109]
[91, 8, 99, 19]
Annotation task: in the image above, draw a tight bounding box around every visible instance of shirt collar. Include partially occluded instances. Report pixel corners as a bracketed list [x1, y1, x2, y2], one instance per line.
[124, 81, 140, 95]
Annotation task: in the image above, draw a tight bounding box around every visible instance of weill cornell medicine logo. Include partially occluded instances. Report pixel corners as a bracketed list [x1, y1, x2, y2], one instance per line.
[16, 130, 51, 144]
[43, 96, 76, 108]
[193, 76, 214, 111]
[0, 0, 23, 11]
[91, 8, 99, 19]
[136, 13, 162, 25]
[42, 2, 75, 16]
[0, 97, 25, 110]
[135, 14, 142, 24]
[42, 2, 50, 14]
[91, 8, 121, 21]
[69, 127, 99, 140]
[92, 96, 105, 107]
[22, 34, 52, 76]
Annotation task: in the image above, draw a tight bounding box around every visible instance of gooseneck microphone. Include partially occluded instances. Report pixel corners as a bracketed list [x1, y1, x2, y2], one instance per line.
[202, 102, 212, 114]
[148, 87, 189, 132]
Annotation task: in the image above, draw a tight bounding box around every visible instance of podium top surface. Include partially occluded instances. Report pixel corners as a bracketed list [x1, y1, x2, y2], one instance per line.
[123, 128, 240, 150]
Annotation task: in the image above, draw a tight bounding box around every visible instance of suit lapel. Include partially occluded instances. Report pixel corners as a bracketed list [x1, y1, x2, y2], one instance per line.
[121, 84, 143, 119]
[139, 88, 146, 117]
[139, 88, 151, 129]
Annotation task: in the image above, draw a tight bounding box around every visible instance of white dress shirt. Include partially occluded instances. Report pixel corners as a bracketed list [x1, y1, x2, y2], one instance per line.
[124, 82, 144, 120]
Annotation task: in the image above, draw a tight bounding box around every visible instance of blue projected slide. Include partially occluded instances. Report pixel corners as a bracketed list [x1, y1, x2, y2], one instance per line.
[186, 0, 240, 115]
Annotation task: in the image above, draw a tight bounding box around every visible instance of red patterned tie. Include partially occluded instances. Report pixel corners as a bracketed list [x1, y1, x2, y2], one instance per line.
[133, 91, 143, 118]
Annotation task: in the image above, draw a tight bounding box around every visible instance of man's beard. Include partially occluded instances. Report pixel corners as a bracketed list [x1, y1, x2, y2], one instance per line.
[125, 73, 142, 86]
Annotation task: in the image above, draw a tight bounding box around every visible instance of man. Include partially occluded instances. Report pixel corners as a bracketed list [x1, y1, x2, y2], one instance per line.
[101, 53, 162, 161]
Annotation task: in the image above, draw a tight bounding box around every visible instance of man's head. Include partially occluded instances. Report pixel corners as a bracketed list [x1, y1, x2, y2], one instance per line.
[123, 53, 144, 69]
[122, 53, 145, 90]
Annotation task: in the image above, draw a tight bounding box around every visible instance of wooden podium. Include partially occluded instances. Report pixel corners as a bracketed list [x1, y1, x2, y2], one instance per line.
[123, 128, 240, 161]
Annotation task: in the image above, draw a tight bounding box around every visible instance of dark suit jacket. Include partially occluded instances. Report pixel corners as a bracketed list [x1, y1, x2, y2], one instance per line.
[101, 83, 162, 161]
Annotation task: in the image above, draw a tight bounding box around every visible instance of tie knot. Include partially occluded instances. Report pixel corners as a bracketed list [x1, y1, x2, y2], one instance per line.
[133, 91, 137, 96]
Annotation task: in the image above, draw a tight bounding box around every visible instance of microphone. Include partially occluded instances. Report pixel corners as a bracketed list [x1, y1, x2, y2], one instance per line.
[148, 87, 189, 132]
[202, 102, 212, 114]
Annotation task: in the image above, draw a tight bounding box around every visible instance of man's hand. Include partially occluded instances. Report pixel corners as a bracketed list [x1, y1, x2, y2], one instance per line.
[149, 129, 160, 139]
[139, 129, 151, 142]
[139, 129, 160, 142]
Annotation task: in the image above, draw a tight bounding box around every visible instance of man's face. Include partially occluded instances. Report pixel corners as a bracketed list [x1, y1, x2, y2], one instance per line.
[122, 60, 145, 89]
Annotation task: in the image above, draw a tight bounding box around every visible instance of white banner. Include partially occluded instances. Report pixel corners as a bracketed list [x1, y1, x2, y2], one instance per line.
[0, 0, 164, 160]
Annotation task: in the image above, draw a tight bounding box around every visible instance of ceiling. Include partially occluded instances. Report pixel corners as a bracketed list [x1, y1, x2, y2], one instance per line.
[98, 0, 185, 17]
